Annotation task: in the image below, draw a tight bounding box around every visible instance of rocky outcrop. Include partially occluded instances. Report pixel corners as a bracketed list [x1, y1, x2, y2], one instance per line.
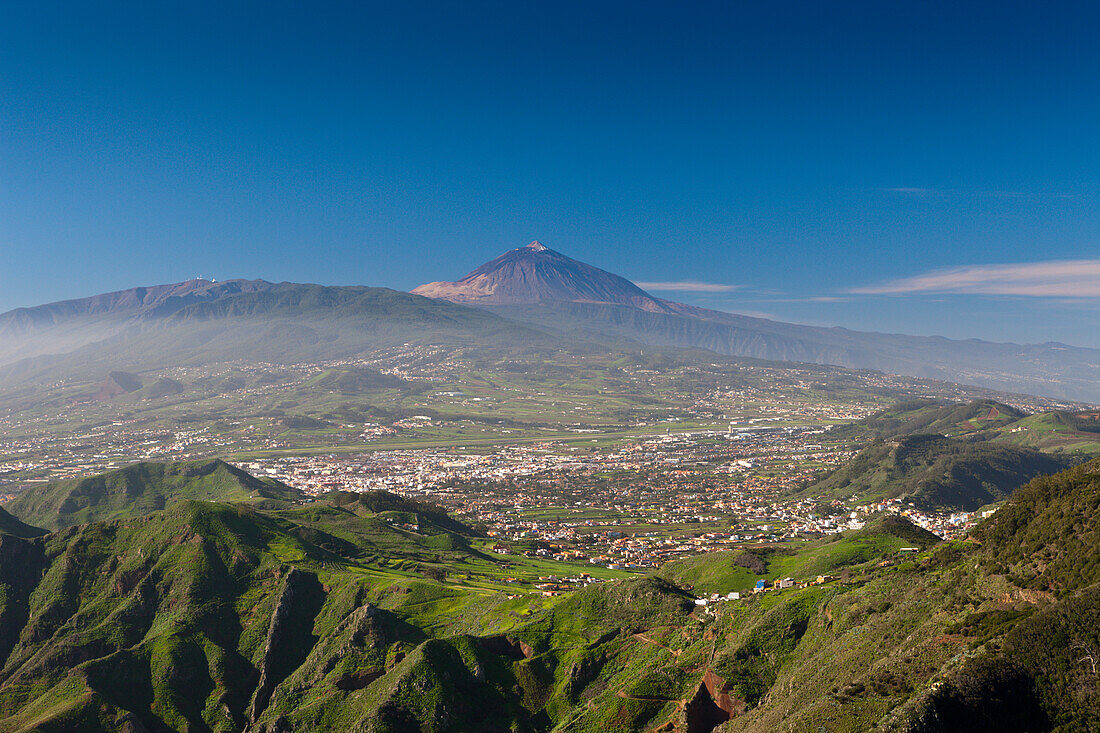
[247, 568, 324, 725]
[480, 634, 534, 660]
[683, 670, 745, 733]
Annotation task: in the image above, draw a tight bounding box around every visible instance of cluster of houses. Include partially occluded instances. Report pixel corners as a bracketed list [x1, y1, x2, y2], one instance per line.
[694, 574, 840, 608]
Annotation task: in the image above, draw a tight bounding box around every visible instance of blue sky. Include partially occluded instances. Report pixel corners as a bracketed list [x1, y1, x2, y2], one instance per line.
[2, 1, 1099, 346]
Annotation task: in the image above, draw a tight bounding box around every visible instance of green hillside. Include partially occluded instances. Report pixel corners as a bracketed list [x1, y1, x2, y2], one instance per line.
[987, 410, 1100, 455]
[657, 515, 940, 595]
[319, 489, 478, 536]
[834, 399, 1100, 457]
[802, 433, 1075, 510]
[974, 458, 1100, 596]
[304, 366, 405, 393]
[2, 459, 302, 531]
[831, 398, 1026, 441]
[3, 461, 1100, 731]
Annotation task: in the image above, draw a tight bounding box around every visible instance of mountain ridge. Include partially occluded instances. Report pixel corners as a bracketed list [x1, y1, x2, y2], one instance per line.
[3, 244, 1100, 401]
[413, 243, 1100, 402]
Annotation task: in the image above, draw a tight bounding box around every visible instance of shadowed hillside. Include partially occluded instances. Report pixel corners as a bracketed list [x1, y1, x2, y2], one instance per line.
[0, 506, 45, 539]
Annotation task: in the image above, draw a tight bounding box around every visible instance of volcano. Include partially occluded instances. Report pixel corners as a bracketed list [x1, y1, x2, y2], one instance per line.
[411, 241, 1100, 403]
[412, 241, 674, 313]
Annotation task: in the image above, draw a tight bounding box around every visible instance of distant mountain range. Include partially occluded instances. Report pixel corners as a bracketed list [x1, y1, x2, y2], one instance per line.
[3, 242, 1100, 402]
[414, 242, 1100, 402]
[0, 282, 551, 384]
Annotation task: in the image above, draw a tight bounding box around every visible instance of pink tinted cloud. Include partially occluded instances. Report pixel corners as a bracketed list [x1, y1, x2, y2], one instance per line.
[851, 260, 1100, 297]
[635, 280, 741, 293]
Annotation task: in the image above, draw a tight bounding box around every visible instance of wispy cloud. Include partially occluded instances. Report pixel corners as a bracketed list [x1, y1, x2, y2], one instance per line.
[753, 296, 851, 303]
[852, 259, 1100, 297]
[884, 187, 935, 195]
[636, 280, 741, 293]
[879, 187, 1078, 199]
[734, 310, 783, 321]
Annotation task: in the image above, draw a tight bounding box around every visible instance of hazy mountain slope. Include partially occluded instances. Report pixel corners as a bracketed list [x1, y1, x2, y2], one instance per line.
[2, 458, 302, 531]
[409, 241, 1100, 401]
[486, 299, 1100, 402]
[0, 284, 562, 385]
[0, 279, 275, 366]
[801, 434, 1076, 510]
[5, 247, 1100, 400]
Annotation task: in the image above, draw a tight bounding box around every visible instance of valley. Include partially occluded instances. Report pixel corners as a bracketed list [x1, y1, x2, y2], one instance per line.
[1, 249, 1099, 731]
[7, 4, 1099, 729]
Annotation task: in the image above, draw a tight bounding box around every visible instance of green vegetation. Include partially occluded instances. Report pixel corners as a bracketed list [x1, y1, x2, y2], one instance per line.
[831, 398, 1026, 440]
[2, 458, 1100, 731]
[658, 516, 939, 595]
[974, 459, 1100, 595]
[802, 433, 1075, 510]
[2, 458, 302, 531]
[836, 398, 1100, 457]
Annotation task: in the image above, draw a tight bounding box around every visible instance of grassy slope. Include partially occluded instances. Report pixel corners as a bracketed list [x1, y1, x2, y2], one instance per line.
[830, 399, 1026, 441]
[3, 461, 1100, 732]
[657, 515, 940, 595]
[2, 459, 302, 531]
[837, 399, 1100, 457]
[802, 433, 1075, 510]
[987, 410, 1100, 455]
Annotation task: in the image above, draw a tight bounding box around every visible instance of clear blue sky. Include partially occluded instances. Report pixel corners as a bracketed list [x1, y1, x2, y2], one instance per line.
[2, 1, 1099, 346]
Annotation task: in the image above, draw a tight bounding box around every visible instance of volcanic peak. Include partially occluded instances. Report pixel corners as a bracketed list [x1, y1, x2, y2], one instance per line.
[411, 241, 673, 312]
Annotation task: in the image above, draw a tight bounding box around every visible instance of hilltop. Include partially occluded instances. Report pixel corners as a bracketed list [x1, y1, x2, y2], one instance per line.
[830, 398, 1027, 440]
[985, 409, 1100, 455]
[835, 399, 1100, 457]
[658, 514, 940, 595]
[801, 433, 1075, 510]
[2, 458, 302, 531]
[320, 489, 478, 536]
